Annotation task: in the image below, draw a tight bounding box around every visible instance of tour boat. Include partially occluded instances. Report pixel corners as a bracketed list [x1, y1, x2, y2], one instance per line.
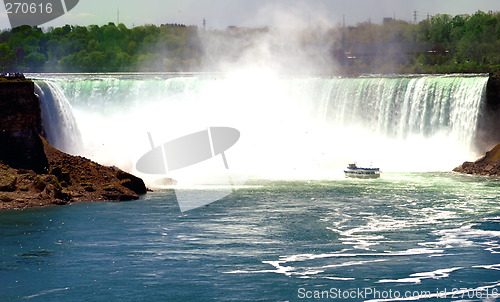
[344, 163, 380, 178]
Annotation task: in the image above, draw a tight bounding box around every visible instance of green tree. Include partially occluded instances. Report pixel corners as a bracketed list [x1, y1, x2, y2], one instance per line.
[0, 43, 16, 71]
[23, 51, 46, 71]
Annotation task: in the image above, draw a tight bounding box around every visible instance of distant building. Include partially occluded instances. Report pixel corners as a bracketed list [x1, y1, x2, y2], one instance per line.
[383, 18, 394, 24]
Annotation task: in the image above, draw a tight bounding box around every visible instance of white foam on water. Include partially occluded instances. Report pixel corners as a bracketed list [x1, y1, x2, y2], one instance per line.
[226, 248, 444, 277]
[423, 224, 500, 253]
[473, 264, 500, 270]
[324, 276, 356, 281]
[378, 267, 464, 284]
[23, 287, 70, 300]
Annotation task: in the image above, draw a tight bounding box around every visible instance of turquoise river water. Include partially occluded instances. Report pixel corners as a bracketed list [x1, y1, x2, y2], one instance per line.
[1, 173, 499, 301]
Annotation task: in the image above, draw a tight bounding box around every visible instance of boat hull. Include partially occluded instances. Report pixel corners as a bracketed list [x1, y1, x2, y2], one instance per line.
[344, 171, 381, 179]
[344, 167, 380, 179]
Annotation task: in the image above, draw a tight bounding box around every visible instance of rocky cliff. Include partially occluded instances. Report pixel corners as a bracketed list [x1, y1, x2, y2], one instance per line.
[454, 143, 500, 176]
[476, 74, 500, 150]
[0, 78, 147, 210]
[0, 79, 48, 173]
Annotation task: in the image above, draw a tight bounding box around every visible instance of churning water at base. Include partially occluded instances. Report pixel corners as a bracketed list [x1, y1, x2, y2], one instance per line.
[1, 173, 499, 301]
[31, 73, 488, 182]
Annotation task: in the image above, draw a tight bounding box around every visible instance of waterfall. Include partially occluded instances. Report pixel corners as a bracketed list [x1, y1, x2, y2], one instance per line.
[34, 80, 82, 155]
[32, 73, 489, 178]
[310, 75, 487, 152]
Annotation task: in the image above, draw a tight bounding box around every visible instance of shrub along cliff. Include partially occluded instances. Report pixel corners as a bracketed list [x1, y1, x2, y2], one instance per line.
[0, 77, 147, 210]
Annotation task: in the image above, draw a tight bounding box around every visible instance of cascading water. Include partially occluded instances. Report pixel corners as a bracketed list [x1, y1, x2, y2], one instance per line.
[34, 80, 82, 155]
[313, 76, 486, 147]
[32, 73, 489, 180]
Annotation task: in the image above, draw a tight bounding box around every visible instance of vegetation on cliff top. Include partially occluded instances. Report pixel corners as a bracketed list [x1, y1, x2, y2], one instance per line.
[0, 11, 499, 74]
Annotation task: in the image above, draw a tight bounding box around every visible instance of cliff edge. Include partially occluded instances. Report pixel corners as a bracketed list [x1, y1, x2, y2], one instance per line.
[0, 77, 147, 210]
[0, 79, 48, 173]
[453, 143, 500, 176]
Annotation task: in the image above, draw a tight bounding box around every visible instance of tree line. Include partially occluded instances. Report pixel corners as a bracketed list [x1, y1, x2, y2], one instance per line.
[0, 22, 202, 72]
[0, 10, 499, 74]
[335, 10, 500, 74]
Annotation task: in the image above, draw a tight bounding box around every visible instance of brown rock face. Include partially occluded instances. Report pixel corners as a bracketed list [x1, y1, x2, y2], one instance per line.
[43, 139, 147, 203]
[0, 136, 148, 210]
[0, 80, 48, 173]
[454, 143, 500, 176]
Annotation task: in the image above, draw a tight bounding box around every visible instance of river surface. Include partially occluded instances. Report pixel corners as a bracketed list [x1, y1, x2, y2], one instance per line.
[1, 173, 499, 301]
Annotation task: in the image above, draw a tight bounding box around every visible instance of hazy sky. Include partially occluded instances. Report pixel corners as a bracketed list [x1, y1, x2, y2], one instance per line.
[1, 0, 500, 30]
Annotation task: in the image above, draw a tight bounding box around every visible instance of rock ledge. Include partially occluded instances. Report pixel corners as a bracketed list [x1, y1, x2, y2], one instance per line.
[453, 143, 500, 176]
[0, 138, 147, 210]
